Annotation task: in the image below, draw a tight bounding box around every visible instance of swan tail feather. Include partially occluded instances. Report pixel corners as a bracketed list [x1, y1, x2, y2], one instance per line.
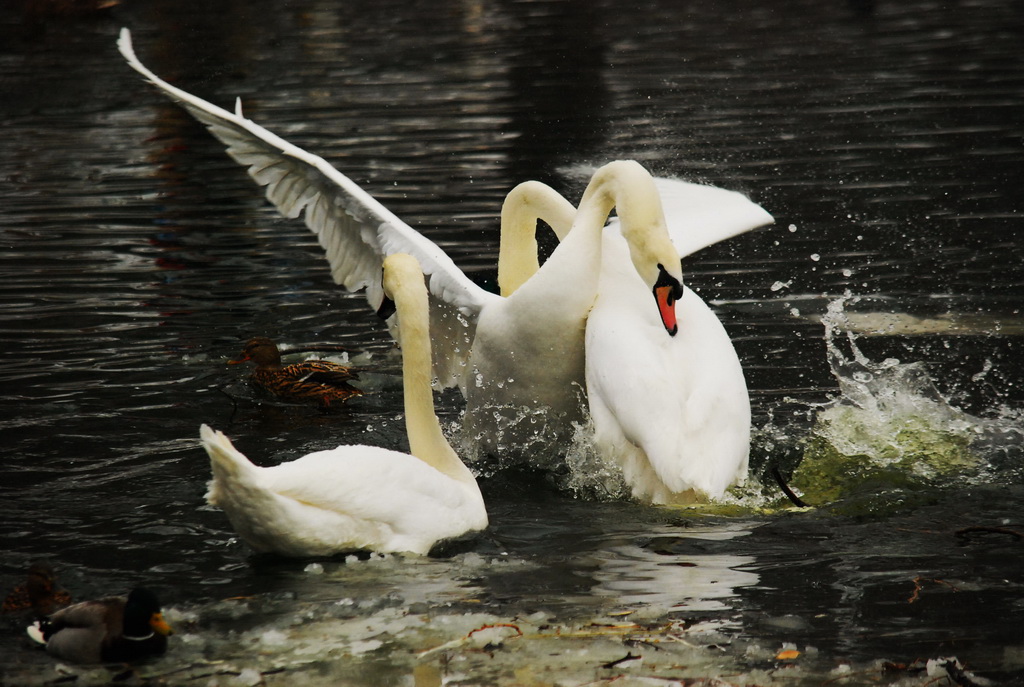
[199, 424, 260, 505]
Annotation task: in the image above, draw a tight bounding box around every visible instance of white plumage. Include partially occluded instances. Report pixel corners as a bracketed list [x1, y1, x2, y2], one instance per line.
[119, 31, 689, 455]
[121, 29, 773, 502]
[497, 177, 772, 503]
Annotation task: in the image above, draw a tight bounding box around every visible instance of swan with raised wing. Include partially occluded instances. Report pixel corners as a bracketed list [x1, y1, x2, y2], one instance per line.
[199, 254, 488, 556]
[119, 29, 773, 501]
[119, 29, 689, 454]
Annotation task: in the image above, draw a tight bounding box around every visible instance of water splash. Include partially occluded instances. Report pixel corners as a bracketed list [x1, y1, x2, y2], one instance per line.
[560, 416, 631, 501]
[452, 401, 632, 501]
[791, 294, 997, 506]
[453, 402, 569, 478]
[454, 293, 1023, 509]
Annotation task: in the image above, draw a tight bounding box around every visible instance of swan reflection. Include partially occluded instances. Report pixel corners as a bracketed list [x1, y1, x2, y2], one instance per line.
[591, 524, 758, 619]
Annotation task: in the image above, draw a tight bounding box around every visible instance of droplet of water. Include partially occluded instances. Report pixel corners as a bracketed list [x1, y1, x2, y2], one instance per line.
[972, 359, 993, 382]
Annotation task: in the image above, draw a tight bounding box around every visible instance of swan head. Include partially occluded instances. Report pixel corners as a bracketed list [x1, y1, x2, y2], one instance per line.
[584, 161, 685, 337]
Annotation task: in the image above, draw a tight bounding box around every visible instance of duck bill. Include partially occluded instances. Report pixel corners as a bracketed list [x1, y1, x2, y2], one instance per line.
[150, 612, 174, 636]
[654, 284, 680, 336]
[227, 355, 249, 365]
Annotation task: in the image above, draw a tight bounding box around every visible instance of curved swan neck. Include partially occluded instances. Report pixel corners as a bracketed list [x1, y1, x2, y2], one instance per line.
[575, 161, 679, 286]
[384, 254, 475, 483]
[498, 181, 577, 297]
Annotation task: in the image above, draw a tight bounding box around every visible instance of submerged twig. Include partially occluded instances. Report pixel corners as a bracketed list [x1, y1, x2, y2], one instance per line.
[418, 622, 523, 657]
[184, 667, 288, 682]
[466, 623, 523, 641]
[142, 661, 234, 681]
[907, 576, 959, 603]
[601, 652, 641, 669]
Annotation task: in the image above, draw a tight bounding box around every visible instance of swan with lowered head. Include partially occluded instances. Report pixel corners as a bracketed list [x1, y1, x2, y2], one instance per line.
[118, 28, 689, 456]
[199, 254, 488, 556]
[496, 177, 772, 503]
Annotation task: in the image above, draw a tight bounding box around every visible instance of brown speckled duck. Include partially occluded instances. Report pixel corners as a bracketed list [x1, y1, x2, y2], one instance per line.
[230, 337, 362, 407]
[3, 561, 72, 619]
[27, 587, 172, 664]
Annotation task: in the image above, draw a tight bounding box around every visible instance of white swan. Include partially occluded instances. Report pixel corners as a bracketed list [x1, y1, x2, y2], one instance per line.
[118, 29, 690, 455]
[199, 254, 488, 556]
[497, 178, 772, 503]
[119, 29, 770, 501]
[584, 238, 752, 504]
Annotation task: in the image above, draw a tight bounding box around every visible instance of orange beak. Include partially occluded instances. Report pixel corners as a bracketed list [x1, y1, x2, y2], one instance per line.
[227, 354, 249, 365]
[655, 284, 680, 336]
[150, 612, 173, 636]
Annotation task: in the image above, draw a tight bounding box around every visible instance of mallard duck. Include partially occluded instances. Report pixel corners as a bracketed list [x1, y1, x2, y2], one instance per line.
[229, 337, 362, 406]
[3, 561, 72, 618]
[200, 254, 488, 556]
[27, 587, 172, 664]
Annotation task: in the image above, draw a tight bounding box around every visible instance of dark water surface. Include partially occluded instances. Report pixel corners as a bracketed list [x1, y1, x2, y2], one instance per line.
[2, 0, 1023, 684]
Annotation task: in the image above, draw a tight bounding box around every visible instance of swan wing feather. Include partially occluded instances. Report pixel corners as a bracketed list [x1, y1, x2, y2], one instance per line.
[652, 176, 774, 258]
[118, 29, 494, 386]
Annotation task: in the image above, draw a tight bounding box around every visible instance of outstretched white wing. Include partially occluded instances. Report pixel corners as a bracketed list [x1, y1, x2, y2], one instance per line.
[118, 28, 498, 386]
[562, 163, 773, 259]
[653, 176, 774, 258]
